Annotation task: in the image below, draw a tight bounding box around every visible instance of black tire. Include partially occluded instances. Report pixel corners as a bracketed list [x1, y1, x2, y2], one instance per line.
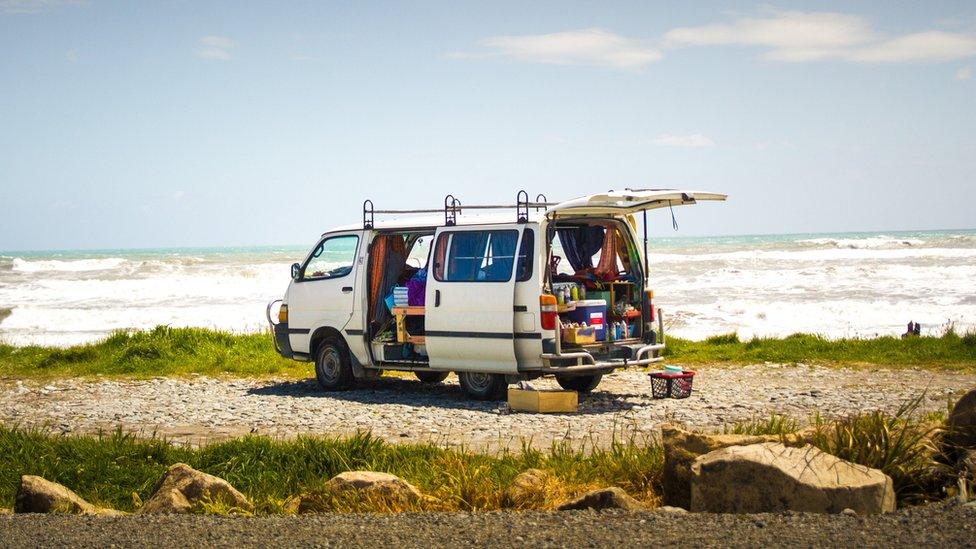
[458, 371, 509, 401]
[555, 374, 603, 393]
[415, 371, 450, 384]
[314, 339, 355, 391]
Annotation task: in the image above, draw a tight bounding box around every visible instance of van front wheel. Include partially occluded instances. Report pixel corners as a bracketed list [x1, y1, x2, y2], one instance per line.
[458, 371, 508, 400]
[314, 340, 354, 391]
[555, 374, 602, 393]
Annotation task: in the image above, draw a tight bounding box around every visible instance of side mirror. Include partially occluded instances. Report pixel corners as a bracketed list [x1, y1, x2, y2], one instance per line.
[291, 263, 301, 281]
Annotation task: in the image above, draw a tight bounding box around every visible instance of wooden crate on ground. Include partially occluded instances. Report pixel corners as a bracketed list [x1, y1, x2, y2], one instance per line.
[507, 388, 578, 413]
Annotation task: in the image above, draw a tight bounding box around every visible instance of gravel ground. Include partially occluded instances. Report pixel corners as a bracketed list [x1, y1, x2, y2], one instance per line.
[1, 501, 975, 548]
[1, 364, 972, 448]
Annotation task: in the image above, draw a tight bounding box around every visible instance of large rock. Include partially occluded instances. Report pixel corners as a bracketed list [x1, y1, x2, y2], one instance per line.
[690, 442, 896, 514]
[946, 389, 976, 458]
[294, 471, 423, 513]
[662, 425, 808, 509]
[502, 468, 549, 509]
[557, 487, 643, 511]
[138, 463, 253, 514]
[323, 471, 422, 502]
[14, 475, 118, 515]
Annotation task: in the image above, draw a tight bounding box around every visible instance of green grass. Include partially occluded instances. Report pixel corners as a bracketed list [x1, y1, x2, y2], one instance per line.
[0, 326, 307, 379]
[1, 325, 974, 380]
[0, 427, 663, 513]
[662, 330, 976, 370]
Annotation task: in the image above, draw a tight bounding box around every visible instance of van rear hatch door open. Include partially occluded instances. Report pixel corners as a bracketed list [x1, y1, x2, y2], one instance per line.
[547, 189, 726, 217]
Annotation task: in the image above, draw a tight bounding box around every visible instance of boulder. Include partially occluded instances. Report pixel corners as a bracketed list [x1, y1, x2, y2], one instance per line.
[502, 468, 549, 509]
[294, 471, 423, 513]
[946, 389, 976, 458]
[14, 475, 119, 515]
[138, 463, 253, 514]
[690, 442, 896, 514]
[322, 471, 422, 503]
[557, 487, 643, 511]
[662, 425, 808, 509]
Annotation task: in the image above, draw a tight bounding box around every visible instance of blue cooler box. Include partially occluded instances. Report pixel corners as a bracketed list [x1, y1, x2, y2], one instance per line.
[566, 299, 608, 341]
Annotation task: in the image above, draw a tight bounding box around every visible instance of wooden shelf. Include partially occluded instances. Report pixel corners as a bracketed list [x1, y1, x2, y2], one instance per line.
[393, 306, 426, 344]
[392, 306, 425, 316]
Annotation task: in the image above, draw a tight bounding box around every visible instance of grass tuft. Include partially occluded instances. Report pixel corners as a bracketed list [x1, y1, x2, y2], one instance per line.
[809, 396, 944, 504]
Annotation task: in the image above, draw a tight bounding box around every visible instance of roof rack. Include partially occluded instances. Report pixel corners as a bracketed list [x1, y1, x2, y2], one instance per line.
[362, 190, 556, 229]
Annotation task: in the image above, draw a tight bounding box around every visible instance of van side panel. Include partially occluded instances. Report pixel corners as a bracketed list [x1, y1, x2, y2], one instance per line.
[514, 223, 544, 370]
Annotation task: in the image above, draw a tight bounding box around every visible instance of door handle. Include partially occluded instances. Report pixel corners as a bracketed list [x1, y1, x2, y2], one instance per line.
[434, 289, 441, 307]
[341, 286, 353, 293]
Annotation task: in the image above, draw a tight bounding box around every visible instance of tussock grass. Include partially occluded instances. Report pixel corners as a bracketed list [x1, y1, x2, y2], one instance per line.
[724, 414, 799, 436]
[0, 426, 662, 514]
[663, 331, 976, 370]
[810, 397, 945, 504]
[1, 325, 974, 379]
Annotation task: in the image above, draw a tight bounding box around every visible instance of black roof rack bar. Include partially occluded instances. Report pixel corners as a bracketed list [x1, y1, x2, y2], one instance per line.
[516, 190, 529, 224]
[361, 195, 557, 229]
[363, 199, 375, 229]
[444, 194, 461, 226]
[534, 194, 548, 211]
[369, 203, 555, 214]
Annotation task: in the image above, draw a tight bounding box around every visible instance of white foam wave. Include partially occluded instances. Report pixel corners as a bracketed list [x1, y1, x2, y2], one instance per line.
[798, 235, 925, 249]
[12, 257, 128, 273]
[650, 247, 976, 263]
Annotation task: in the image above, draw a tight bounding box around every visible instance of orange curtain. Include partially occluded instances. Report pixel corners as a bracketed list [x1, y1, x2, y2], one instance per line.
[593, 223, 619, 279]
[367, 235, 408, 324]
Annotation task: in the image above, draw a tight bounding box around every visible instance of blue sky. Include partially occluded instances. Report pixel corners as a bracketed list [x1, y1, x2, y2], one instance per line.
[1, 1, 974, 250]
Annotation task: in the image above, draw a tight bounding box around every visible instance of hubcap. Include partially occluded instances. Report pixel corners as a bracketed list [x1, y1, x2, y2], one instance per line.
[319, 347, 341, 383]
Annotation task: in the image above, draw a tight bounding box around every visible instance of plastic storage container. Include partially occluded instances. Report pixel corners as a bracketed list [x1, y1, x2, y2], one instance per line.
[566, 299, 607, 341]
[562, 325, 596, 345]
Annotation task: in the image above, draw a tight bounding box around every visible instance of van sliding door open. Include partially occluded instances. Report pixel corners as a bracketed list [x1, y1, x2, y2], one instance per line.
[425, 224, 525, 373]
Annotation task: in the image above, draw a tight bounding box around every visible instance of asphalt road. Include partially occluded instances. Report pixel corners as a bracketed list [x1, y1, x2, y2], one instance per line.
[1, 501, 974, 548]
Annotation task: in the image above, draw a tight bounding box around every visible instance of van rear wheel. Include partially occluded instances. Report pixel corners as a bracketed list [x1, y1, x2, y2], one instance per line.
[555, 374, 602, 393]
[458, 371, 508, 401]
[314, 339, 355, 391]
[415, 371, 449, 384]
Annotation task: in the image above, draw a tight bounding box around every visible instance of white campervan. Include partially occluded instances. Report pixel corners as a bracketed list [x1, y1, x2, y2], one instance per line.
[267, 189, 725, 400]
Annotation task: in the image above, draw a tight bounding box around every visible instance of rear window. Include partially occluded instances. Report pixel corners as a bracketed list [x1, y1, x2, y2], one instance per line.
[433, 230, 519, 282]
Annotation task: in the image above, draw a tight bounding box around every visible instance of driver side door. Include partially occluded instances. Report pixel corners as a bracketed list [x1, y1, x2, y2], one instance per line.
[287, 231, 363, 354]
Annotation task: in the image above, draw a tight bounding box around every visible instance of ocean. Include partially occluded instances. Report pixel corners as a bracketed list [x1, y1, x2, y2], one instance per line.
[1, 229, 974, 346]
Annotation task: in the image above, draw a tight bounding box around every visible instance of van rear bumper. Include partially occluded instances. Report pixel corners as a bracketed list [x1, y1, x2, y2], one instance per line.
[539, 310, 666, 374]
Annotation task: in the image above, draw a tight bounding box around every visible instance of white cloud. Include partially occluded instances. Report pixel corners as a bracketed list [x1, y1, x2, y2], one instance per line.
[664, 11, 874, 52]
[197, 35, 237, 61]
[651, 133, 715, 148]
[848, 31, 976, 63]
[453, 28, 662, 70]
[0, 0, 84, 14]
[958, 66, 974, 80]
[664, 11, 976, 64]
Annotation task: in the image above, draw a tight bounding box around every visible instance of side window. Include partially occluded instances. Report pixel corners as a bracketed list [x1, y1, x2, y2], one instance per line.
[433, 230, 519, 282]
[516, 228, 534, 282]
[302, 235, 359, 280]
